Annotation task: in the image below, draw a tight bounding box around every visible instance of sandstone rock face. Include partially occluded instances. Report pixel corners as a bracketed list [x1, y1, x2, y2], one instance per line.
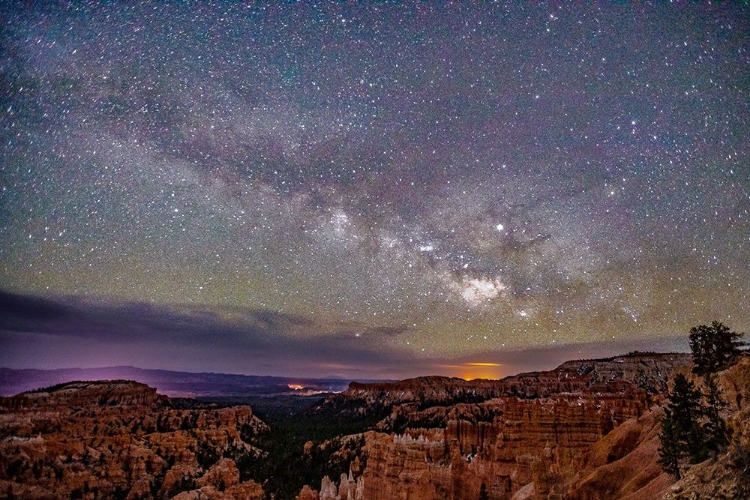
[299, 473, 364, 500]
[346, 353, 750, 500]
[662, 355, 750, 500]
[0, 380, 267, 499]
[360, 388, 651, 500]
[562, 407, 674, 500]
[298, 484, 320, 500]
[309, 353, 693, 500]
[332, 354, 690, 415]
[196, 458, 240, 490]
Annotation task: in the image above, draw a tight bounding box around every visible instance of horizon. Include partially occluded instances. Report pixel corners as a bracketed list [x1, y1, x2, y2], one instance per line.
[1, 3, 747, 381]
[0, 348, 696, 400]
[0, 348, 690, 381]
[0, 288, 694, 380]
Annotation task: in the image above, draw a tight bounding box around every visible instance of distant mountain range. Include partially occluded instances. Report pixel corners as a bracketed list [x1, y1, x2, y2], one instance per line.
[0, 366, 375, 398]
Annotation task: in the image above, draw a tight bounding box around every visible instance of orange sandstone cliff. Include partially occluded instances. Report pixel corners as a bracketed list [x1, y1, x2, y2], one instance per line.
[3, 353, 747, 500]
[0, 380, 267, 499]
[302, 353, 699, 500]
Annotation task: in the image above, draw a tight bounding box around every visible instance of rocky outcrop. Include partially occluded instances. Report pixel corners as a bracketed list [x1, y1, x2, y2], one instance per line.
[171, 479, 264, 500]
[662, 355, 750, 500]
[3, 380, 164, 409]
[318, 354, 690, 427]
[306, 353, 694, 500]
[563, 407, 673, 500]
[359, 386, 654, 500]
[173, 458, 264, 500]
[298, 484, 320, 500]
[0, 380, 268, 499]
[298, 472, 364, 500]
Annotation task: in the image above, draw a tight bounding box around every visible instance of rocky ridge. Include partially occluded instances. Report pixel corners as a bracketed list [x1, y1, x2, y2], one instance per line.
[3, 353, 746, 500]
[0, 380, 267, 499]
[300, 353, 705, 500]
[662, 355, 750, 500]
[317, 353, 690, 426]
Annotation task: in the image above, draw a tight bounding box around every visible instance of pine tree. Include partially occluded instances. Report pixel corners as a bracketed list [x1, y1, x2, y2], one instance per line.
[658, 407, 685, 479]
[689, 321, 746, 375]
[702, 374, 729, 454]
[666, 374, 708, 463]
[659, 323, 740, 478]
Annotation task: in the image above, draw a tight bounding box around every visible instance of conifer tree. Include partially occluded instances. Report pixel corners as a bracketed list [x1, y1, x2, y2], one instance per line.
[658, 407, 685, 479]
[665, 374, 708, 463]
[659, 322, 739, 477]
[689, 321, 745, 375]
[702, 374, 729, 454]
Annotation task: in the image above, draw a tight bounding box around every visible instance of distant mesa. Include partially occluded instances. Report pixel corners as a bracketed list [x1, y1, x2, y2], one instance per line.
[0, 365, 354, 398]
[8, 380, 163, 409]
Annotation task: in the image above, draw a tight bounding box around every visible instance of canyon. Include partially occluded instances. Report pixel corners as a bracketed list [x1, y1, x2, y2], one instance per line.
[301, 352, 749, 500]
[0, 380, 267, 499]
[2, 352, 748, 499]
[303, 353, 690, 500]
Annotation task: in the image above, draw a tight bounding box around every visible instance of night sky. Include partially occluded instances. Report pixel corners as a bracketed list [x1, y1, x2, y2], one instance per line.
[1, 2, 748, 380]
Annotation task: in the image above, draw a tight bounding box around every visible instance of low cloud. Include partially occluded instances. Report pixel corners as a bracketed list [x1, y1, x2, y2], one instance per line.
[0, 290, 689, 380]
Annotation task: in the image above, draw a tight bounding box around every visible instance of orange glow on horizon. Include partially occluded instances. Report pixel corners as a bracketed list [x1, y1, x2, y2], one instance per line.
[436, 362, 505, 380]
[460, 371, 502, 381]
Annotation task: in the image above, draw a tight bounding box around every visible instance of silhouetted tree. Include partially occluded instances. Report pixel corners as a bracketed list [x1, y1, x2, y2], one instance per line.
[659, 357, 736, 480]
[689, 321, 745, 375]
[702, 374, 730, 454]
[658, 407, 685, 479]
[660, 374, 709, 466]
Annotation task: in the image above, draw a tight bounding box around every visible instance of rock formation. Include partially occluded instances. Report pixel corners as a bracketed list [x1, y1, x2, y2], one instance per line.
[0, 380, 267, 499]
[5, 352, 748, 500]
[299, 472, 364, 500]
[313, 352, 750, 500]
[304, 353, 700, 500]
[315, 353, 690, 428]
[662, 355, 750, 500]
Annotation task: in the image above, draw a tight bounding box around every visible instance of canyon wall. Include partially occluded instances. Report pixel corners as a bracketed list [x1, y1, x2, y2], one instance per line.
[0, 380, 267, 499]
[303, 353, 695, 500]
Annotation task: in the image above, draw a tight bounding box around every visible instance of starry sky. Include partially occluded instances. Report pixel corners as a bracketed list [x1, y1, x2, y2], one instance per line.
[1, 2, 748, 380]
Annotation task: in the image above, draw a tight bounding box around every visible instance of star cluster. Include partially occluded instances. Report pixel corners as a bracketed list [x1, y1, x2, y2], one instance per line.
[1, 2, 748, 376]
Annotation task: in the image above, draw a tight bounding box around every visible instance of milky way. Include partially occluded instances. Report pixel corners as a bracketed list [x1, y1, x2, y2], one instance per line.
[1, 3, 748, 378]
